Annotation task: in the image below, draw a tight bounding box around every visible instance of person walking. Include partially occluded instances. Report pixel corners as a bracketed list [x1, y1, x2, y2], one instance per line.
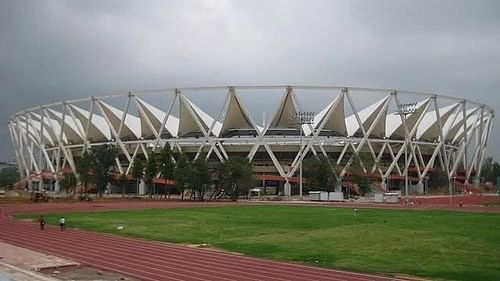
[39, 215, 46, 230]
[58, 216, 66, 231]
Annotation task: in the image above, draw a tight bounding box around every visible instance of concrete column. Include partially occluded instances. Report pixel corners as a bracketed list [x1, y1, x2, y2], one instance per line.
[284, 181, 291, 197]
[380, 179, 387, 191]
[415, 182, 424, 194]
[139, 180, 146, 195]
[474, 178, 480, 188]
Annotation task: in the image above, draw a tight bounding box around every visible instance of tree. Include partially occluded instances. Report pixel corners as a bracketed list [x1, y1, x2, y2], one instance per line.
[0, 167, 19, 189]
[144, 153, 158, 197]
[158, 143, 175, 198]
[119, 173, 128, 198]
[481, 157, 500, 185]
[428, 168, 449, 192]
[130, 158, 144, 196]
[217, 156, 255, 201]
[59, 172, 77, 195]
[347, 153, 373, 195]
[303, 155, 337, 192]
[191, 152, 212, 200]
[89, 144, 118, 197]
[76, 150, 94, 196]
[174, 152, 192, 200]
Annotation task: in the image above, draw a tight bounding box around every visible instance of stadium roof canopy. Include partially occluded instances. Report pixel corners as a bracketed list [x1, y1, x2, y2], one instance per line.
[12, 88, 490, 144]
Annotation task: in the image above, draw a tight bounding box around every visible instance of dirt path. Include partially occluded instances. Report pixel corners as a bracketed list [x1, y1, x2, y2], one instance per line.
[0, 200, 419, 281]
[0, 200, 241, 215]
[1, 194, 498, 216]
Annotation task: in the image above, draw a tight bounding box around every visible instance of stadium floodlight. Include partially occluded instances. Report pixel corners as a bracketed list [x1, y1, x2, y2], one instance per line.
[397, 102, 417, 198]
[397, 102, 417, 115]
[290, 111, 315, 199]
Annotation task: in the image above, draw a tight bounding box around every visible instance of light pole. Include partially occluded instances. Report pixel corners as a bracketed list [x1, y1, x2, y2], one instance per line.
[424, 176, 429, 194]
[450, 175, 456, 206]
[290, 111, 315, 199]
[397, 102, 417, 198]
[453, 176, 456, 194]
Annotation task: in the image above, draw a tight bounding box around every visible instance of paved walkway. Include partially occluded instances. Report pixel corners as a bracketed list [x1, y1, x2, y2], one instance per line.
[0, 242, 78, 270]
[0, 262, 59, 281]
[0, 201, 416, 281]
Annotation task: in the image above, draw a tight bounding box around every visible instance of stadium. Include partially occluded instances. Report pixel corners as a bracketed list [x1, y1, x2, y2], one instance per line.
[8, 86, 494, 196]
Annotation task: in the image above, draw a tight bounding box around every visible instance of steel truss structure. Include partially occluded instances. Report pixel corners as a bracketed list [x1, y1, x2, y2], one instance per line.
[8, 86, 494, 193]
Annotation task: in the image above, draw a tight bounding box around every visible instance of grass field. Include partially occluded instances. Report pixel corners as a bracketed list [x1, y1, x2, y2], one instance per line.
[24, 206, 500, 281]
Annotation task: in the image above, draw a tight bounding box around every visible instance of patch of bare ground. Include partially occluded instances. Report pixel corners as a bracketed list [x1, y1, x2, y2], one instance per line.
[39, 265, 139, 281]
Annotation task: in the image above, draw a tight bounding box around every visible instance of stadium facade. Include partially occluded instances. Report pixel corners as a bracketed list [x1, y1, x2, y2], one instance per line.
[8, 86, 494, 195]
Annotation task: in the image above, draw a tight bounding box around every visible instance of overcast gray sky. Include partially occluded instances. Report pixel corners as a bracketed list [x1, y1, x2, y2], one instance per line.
[1, 0, 499, 162]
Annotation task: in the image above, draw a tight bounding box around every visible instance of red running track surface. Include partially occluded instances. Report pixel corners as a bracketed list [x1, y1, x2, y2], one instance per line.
[0, 201, 414, 281]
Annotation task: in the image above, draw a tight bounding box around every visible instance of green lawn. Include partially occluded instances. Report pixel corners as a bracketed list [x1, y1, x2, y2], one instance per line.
[23, 206, 500, 281]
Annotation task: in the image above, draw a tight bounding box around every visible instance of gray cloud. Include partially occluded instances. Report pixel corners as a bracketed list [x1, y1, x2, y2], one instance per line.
[1, 0, 499, 161]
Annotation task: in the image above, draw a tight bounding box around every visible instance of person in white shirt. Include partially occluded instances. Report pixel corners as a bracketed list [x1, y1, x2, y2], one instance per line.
[58, 216, 66, 231]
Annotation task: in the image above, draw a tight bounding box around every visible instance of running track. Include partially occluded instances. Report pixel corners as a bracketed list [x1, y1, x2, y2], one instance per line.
[0, 201, 418, 281]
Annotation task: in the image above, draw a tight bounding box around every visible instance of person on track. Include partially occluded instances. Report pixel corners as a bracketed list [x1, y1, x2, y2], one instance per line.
[39, 215, 46, 230]
[58, 216, 66, 231]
